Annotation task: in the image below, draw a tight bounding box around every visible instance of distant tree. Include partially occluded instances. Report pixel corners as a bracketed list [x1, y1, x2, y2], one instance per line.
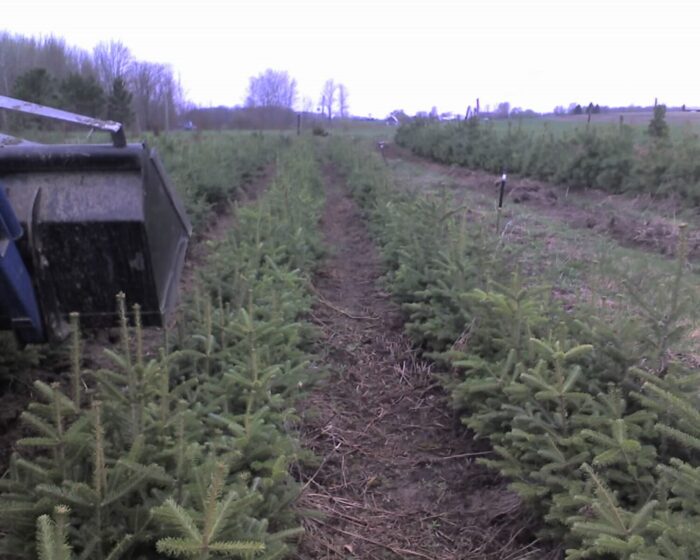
[429, 106, 438, 119]
[496, 101, 511, 118]
[245, 69, 297, 108]
[239, 106, 296, 129]
[130, 61, 159, 130]
[12, 67, 57, 105]
[129, 61, 179, 131]
[93, 41, 132, 90]
[320, 79, 336, 120]
[389, 109, 410, 124]
[572, 104, 583, 115]
[518, 109, 540, 118]
[301, 96, 315, 114]
[648, 104, 669, 139]
[0, 34, 90, 98]
[10, 67, 58, 130]
[107, 76, 133, 125]
[38, 36, 75, 82]
[553, 105, 566, 115]
[337, 83, 349, 118]
[59, 72, 104, 116]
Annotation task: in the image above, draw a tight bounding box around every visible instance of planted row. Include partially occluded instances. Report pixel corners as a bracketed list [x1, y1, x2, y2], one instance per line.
[152, 131, 290, 230]
[330, 136, 700, 559]
[0, 139, 324, 559]
[395, 117, 700, 204]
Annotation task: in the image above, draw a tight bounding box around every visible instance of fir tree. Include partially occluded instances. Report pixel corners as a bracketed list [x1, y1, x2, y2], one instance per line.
[58, 72, 105, 117]
[648, 105, 669, 139]
[107, 77, 133, 125]
[152, 463, 266, 559]
[35, 506, 72, 560]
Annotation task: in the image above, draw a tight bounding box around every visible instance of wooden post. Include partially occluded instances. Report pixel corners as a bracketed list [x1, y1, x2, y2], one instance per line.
[378, 141, 387, 164]
[496, 172, 507, 235]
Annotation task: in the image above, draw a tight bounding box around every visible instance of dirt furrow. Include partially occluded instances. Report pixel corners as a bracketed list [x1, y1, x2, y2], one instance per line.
[296, 167, 541, 559]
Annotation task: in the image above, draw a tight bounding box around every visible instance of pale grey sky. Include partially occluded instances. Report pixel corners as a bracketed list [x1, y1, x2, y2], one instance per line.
[3, 0, 699, 116]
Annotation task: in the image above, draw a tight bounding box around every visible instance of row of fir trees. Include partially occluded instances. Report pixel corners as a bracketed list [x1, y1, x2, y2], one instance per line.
[10, 68, 133, 126]
[0, 139, 324, 558]
[395, 108, 700, 206]
[328, 135, 700, 559]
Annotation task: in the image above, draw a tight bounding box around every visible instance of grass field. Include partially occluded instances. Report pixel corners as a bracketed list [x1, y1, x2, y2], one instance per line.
[488, 108, 700, 137]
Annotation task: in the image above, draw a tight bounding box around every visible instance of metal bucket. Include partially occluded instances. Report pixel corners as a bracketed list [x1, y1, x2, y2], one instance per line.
[0, 143, 192, 339]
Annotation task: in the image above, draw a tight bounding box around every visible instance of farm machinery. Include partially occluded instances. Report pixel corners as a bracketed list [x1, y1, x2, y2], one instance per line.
[0, 96, 192, 344]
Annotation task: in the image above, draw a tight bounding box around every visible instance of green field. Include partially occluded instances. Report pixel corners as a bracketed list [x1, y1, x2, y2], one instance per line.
[488, 108, 700, 138]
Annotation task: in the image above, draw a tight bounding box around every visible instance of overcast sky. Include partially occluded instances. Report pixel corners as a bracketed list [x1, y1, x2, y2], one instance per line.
[2, 0, 699, 117]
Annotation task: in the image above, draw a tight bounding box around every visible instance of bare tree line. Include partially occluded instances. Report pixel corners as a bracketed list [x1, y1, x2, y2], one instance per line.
[0, 32, 182, 132]
[0, 32, 353, 132]
[319, 79, 349, 120]
[245, 70, 350, 120]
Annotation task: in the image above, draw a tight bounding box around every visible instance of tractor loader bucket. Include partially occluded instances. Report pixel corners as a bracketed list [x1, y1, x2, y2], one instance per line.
[0, 96, 192, 341]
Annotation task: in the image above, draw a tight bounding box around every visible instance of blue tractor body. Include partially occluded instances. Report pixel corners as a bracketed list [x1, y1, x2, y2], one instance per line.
[0, 186, 44, 342]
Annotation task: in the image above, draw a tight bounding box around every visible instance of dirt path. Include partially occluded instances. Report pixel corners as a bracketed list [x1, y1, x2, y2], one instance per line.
[296, 168, 544, 559]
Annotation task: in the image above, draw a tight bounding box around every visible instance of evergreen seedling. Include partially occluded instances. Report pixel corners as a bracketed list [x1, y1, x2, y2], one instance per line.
[620, 224, 693, 373]
[36, 506, 73, 560]
[567, 464, 656, 560]
[152, 463, 265, 559]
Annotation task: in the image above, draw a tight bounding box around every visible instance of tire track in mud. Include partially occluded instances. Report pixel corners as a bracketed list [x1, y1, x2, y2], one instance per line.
[296, 166, 544, 560]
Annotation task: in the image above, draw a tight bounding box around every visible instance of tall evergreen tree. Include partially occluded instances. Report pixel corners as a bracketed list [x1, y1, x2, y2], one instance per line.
[648, 104, 669, 139]
[106, 77, 133, 125]
[58, 73, 104, 117]
[12, 67, 57, 105]
[11, 67, 58, 130]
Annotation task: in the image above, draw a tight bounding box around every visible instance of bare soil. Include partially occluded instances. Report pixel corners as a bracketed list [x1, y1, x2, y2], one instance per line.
[383, 143, 700, 260]
[295, 167, 546, 559]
